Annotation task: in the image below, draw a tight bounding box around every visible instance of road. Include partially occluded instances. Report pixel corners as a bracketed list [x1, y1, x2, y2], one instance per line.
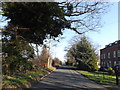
[32, 66, 107, 90]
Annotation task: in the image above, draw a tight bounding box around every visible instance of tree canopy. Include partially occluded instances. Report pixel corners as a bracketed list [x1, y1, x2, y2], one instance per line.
[1, 1, 109, 74]
[66, 36, 98, 71]
[2, 2, 70, 44]
[1, 2, 109, 44]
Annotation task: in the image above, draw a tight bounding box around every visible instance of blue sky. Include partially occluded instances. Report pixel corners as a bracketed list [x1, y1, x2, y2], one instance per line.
[86, 2, 118, 48]
[51, 2, 118, 61]
[0, 2, 118, 62]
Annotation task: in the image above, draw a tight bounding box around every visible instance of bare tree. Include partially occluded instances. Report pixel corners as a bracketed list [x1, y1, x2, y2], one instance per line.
[59, 1, 109, 34]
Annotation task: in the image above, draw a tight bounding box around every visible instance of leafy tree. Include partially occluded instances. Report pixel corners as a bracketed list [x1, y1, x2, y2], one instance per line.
[52, 57, 62, 66]
[66, 36, 98, 71]
[1, 2, 109, 44]
[66, 59, 76, 66]
[1, 2, 70, 44]
[1, 2, 109, 74]
[2, 33, 35, 74]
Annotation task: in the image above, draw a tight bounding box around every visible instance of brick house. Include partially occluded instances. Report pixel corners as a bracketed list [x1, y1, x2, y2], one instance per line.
[100, 40, 120, 68]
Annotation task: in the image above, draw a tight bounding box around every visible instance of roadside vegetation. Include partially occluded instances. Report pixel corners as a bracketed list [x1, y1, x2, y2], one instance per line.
[2, 44, 56, 88]
[66, 36, 99, 71]
[77, 70, 120, 86]
[1, 2, 110, 88]
[65, 35, 120, 86]
[3, 68, 51, 88]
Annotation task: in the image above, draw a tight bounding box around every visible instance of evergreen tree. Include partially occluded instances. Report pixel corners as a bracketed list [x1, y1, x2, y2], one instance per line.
[66, 36, 98, 71]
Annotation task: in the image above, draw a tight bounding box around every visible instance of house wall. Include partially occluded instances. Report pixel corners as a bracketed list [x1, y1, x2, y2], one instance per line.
[100, 41, 120, 68]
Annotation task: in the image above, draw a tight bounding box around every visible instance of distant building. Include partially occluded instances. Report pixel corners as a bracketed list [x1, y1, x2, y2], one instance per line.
[100, 40, 120, 68]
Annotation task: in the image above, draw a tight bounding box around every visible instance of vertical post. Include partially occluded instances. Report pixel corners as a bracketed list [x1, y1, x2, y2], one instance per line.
[116, 73, 119, 85]
[118, 2, 120, 85]
[118, 1, 120, 40]
[0, 28, 2, 90]
[103, 70, 105, 79]
[114, 65, 119, 85]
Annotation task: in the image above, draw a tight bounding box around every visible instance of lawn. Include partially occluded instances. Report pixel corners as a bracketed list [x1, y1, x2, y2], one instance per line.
[76, 70, 120, 85]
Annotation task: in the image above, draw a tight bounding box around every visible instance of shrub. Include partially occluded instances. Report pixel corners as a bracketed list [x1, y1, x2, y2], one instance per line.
[108, 67, 115, 75]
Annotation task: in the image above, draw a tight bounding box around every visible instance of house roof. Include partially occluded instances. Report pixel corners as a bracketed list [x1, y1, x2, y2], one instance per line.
[100, 40, 120, 50]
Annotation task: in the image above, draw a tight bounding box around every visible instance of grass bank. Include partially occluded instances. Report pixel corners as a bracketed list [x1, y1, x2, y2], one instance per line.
[2, 68, 53, 88]
[76, 70, 120, 86]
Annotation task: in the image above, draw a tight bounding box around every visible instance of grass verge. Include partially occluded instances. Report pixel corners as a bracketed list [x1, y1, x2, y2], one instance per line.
[76, 70, 120, 86]
[3, 68, 50, 88]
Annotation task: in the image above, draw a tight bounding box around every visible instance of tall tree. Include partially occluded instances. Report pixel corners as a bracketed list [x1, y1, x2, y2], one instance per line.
[2, 36, 34, 74]
[1, 2, 109, 44]
[66, 36, 98, 71]
[1, 2, 69, 44]
[1, 1, 109, 73]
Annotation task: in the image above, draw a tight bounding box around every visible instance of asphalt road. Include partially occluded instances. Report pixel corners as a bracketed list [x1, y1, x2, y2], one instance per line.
[32, 66, 107, 90]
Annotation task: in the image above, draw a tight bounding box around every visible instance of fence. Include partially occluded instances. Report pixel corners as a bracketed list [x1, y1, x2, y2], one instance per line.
[93, 71, 120, 86]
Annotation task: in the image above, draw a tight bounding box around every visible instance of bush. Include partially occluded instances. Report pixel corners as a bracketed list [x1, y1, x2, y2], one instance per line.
[108, 67, 115, 75]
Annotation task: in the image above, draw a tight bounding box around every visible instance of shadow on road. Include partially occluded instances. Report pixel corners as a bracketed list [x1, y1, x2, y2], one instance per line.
[55, 65, 77, 70]
[32, 65, 107, 90]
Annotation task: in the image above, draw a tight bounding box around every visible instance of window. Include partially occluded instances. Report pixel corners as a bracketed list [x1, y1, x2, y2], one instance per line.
[114, 61, 116, 66]
[118, 50, 120, 57]
[101, 54, 104, 59]
[109, 61, 111, 67]
[107, 62, 109, 67]
[104, 54, 106, 59]
[109, 43, 112, 46]
[103, 62, 105, 66]
[100, 54, 102, 59]
[108, 53, 110, 58]
[113, 51, 116, 57]
[115, 41, 118, 44]
[102, 61, 104, 66]
[104, 61, 107, 67]
[101, 61, 103, 66]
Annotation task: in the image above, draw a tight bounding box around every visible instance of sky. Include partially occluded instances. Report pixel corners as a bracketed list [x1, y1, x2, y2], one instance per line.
[0, 2, 118, 62]
[51, 2, 118, 61]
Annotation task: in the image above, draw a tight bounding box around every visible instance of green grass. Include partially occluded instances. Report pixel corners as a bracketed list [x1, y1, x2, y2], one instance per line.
[3, 69, 48, 88]
[76, 70, 120, 85]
